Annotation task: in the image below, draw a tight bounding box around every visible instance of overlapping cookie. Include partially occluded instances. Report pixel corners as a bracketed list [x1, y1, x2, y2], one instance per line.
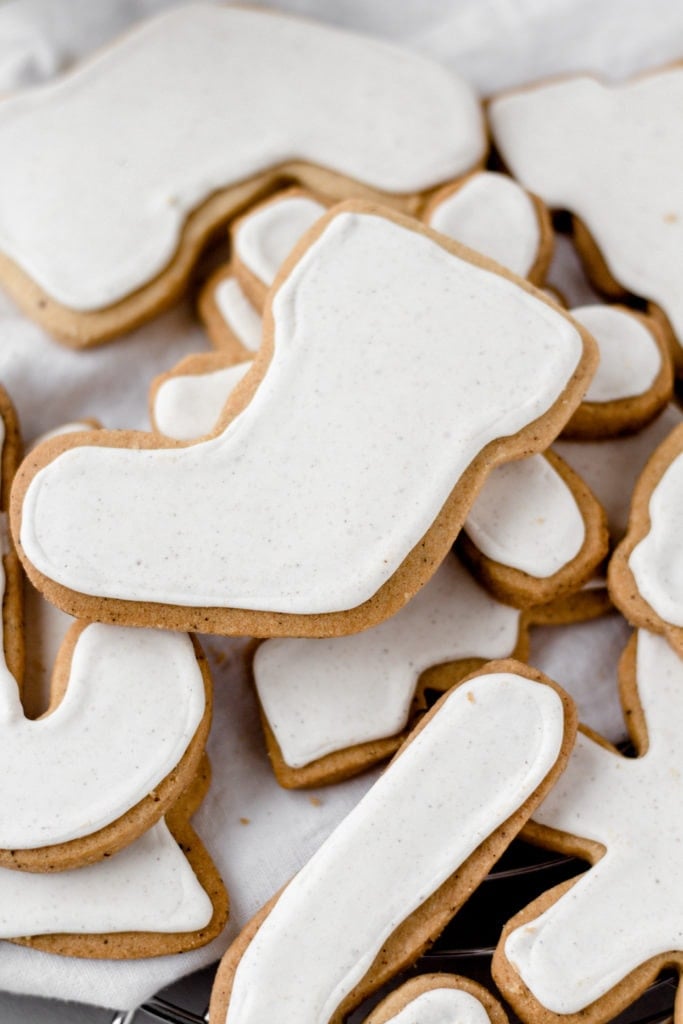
[209, 664, 576, 1023]
[13, 203, 597, 637]
[0, 3, 487, 346]
[254, 553, 604, 788]
[422, 170, 553, 283]
[489, 66, 683, 371]
[460, 450, 608, 608]
[0, 392, 212, 872]
[364, 974, 508, 1024]
[609, 422, 683, 652]
[494, 628, 683, 1024]
[3, 757, 227, 958]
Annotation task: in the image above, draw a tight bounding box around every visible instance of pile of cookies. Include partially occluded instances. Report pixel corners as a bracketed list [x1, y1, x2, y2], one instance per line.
[1, 4, 683, 1023]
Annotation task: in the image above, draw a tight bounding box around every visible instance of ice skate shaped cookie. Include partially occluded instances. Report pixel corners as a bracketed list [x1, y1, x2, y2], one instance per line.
[0, 4, 485, 346]
[4, 758, 228, 958]
[209, 664, 576, 1024]
[15, 204, 597, 637]
[489, 67, 683, 369]
[494, 628, 683, 1024]
[609, 422, 683, 651]
[364, 974, 508, 1024]
[0, 393, 211, 872]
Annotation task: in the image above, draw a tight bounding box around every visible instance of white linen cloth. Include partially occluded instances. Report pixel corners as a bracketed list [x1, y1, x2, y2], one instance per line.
[0, 0, 680, 1011]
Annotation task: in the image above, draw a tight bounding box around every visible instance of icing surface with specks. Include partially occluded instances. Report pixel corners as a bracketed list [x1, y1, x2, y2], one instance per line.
[20, 212, 585, 615]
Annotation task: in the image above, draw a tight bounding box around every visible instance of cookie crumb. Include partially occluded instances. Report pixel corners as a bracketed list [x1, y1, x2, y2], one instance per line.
[239, 816, 250, 826]
[309, 796, 322, 807]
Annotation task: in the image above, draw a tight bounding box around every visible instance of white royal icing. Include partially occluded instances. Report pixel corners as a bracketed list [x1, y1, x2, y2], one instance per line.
[554, 404, 683, 541]
[153, 362, 252, 441]
[464, 455, 585, 577]
[629, 449, 683, 627]
[20, 211, 584, 615]
[490, 70, 683, 347]
[0, 820, 213, 937]
[381, 988, 494, 1024]
[427, 171, 541, 279]
[571, 306, 661, 403]
[235, 195, 327, 290]
[225, 672, 565, 1024]
[255, 556, 521, 767]
[0, 3, 484, 310]
[213, 277, 262, 353]
[0, 410, 206, 848]
[0, 599, 206, 848]
[506, 630, 683, 1014]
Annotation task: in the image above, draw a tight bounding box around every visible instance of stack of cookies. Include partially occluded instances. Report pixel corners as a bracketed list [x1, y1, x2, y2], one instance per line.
[1, 5, 682, 1023]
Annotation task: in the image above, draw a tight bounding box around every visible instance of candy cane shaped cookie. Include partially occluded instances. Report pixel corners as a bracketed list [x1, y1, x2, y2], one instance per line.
[210, 663, 576, 1024]
[494, 628, 683, 1024]
[0, 392, 212, 872]
[0, 4, 485, 345]
[15, 204, 597, 637]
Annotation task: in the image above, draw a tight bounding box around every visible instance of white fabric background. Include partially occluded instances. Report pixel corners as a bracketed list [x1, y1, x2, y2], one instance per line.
[0, 0, 680, 1014]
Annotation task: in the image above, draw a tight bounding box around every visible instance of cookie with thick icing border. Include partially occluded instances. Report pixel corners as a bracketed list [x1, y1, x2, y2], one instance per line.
[422, 170, 553, 284]
[493, 628, 683, 1024]
[13, 203, 598, 638]
[7, 756, 228, 959]
[0, 393, 212, 872]
[363, 974, 508, 1024]
[489, 65, 683, 373]
[253, 554, 602, 789]
[0, 3, 486, 347]
[459, 449, 608, 608]
[608, 422, 683, 652]
[150, 351, 253, 442]
[209, 662, 576, 1024]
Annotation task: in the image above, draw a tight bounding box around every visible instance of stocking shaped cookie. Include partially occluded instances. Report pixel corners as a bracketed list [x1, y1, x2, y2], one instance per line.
[1, 758, 227, 958]
[494, 628, 683, 1024]
[17, 204, 597, 637]
[0, 391, 212, 871]
[489, 67, 683, 367]
[609, 422, 683, 652]
[210, 663, 576, 1024]
[200, 174, 551, 354]
[363, 974, 508, 1024]
[0, 4, 485, 345]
